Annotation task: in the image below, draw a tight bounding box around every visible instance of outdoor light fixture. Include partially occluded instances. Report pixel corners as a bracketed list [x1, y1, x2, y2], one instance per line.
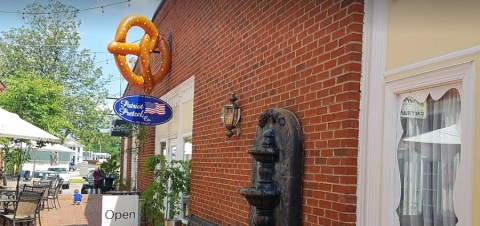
[221, 93, 241, 138]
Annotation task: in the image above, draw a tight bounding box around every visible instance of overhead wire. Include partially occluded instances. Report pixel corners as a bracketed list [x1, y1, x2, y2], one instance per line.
[0, 0, 145, 96]
[0, 0, 132, 15]
[94, 39, 140, 65]
[0, 0, 139, 66]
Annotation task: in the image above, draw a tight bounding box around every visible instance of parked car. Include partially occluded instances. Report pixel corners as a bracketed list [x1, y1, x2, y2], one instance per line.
[47, 166, 70, 189]
[81, 170, 94, 194]
[32, 170, 59, 184]
[81, 170, 115, 194]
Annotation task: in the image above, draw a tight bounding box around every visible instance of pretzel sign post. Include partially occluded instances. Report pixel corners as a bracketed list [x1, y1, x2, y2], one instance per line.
[107, 15, 171, 94]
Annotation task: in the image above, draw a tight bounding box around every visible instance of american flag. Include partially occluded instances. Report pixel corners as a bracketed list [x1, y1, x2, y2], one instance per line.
[145, 102, 166, 115]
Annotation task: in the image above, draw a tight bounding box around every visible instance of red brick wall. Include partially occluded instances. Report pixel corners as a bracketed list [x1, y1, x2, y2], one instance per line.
[119, 137, 127, 184]
[125, 138, 132, 181]
[120, 138, 125, 181]
[124, 0, 363, 225]
[120, 137, 133, 187]
[136, 126, 155, 191]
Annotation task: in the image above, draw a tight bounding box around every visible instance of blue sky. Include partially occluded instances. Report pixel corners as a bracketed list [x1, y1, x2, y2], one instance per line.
[0, 0, 162, 98]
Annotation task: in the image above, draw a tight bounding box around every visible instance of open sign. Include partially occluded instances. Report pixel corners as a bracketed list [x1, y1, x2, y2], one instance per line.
[102, 195, 139, 226]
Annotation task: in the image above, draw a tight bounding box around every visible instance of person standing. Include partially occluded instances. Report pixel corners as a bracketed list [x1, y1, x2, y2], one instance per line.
[92, 167, 103, 194]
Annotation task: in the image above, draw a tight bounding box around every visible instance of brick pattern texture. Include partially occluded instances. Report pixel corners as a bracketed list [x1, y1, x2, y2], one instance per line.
[121, 137, 133, 185]
[123, 0, 364, 225]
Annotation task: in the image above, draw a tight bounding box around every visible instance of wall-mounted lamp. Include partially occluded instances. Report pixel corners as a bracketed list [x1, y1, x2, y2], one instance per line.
[221, 93, 241, 138]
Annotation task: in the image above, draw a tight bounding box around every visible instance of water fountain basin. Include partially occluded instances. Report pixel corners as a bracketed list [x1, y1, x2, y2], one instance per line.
[238, 187, 280, 208]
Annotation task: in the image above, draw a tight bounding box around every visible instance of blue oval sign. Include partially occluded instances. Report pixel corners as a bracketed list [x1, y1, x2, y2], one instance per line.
[113, 95, 173, 126]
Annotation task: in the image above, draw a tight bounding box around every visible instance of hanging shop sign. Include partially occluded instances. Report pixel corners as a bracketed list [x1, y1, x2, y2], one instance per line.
[110, 119, 132, 137]
[113, 95, 172, 126]
[107, 14, 172, 94]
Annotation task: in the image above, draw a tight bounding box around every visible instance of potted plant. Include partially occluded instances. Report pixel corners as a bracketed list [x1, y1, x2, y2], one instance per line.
[99, 153, 120, 192]
[142, 154, 191, 226]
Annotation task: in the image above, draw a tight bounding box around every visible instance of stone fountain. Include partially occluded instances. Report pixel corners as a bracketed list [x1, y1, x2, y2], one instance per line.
[238, 108, 303, 226]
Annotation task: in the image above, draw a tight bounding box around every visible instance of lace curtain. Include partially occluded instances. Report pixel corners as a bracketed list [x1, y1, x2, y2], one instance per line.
[396, 88, 461, 226]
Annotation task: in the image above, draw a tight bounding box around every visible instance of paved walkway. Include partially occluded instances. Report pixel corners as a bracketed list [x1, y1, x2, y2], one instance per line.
[39, 194, 101, 226]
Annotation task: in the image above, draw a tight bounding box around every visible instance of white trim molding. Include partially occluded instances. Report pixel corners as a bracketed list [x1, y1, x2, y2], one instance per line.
[385, 46, 480, 77]
[358, 0, 388, 225]
[162, 76, 195, 108]
[123, 138, 128, 181]
[155, 75, 195, 161]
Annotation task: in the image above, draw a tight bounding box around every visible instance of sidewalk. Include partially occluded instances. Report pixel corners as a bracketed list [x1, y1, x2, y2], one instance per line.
[39, 194, 101, 226]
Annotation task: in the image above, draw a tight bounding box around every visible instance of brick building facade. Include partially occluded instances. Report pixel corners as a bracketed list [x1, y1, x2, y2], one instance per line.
[121, 0, 364, 225]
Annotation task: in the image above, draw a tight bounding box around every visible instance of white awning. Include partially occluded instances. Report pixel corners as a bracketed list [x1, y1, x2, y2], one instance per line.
[0, 107, 60, 142]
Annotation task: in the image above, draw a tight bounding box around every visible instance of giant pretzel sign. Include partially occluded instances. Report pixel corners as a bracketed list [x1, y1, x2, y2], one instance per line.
[107, 15, 171, 94]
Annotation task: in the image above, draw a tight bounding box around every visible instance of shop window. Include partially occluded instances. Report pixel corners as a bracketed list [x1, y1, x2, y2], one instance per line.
[396, 88, 461, 226]
[183, 136, 192, 161]
[170, 138, 177, 159]
[160, 141, 167, 156]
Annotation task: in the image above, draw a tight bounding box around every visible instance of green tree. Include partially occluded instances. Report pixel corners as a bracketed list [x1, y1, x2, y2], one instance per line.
[83, 132, 121, 155]
[0, 0, 111, 143]
[0, 72, 69, 137]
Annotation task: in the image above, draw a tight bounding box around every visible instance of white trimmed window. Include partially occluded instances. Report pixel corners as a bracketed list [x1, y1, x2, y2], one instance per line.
[381, 63, 475, 226]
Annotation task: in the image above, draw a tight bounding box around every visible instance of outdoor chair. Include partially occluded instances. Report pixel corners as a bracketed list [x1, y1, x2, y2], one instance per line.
[47, 180, 63, 209]
[21, 184, 47, 226]
[23, 180, 52, 226]
[4, 184, 45, 214]
[37, 180, 52, 211]
[0, 190, 43, 226]
[56, 179, 64, 194]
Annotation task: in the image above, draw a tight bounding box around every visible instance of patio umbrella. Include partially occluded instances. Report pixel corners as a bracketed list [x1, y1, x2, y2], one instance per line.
[0, 107, 60, 190]
[0, 107, 60, 142]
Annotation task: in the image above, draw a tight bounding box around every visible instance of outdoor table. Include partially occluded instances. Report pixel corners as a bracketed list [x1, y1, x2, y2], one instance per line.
[23, 184, 49, 193]
[0, 186, 15, 189]
[0, 189, 16, 198]
[0, 197, 17, 213]
[105, 191, 140, 195]
[29, 184, 49, 188]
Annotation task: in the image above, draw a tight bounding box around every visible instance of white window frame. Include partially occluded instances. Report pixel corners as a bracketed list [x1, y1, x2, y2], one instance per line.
[131, 135, 138, 190]
[156, 139, 167, 156]
[123, 138, 128, 179]
[381, 62, 475, 226]
[182, 133, 192, 161]
[155, 76, 194, 162]
[168, 137, 178, 162]
[360, 1, 476, 225]
[153, 76, 194, 220]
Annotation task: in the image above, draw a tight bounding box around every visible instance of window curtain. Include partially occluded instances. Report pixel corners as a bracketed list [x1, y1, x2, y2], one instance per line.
[396, 88, 461, 226]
